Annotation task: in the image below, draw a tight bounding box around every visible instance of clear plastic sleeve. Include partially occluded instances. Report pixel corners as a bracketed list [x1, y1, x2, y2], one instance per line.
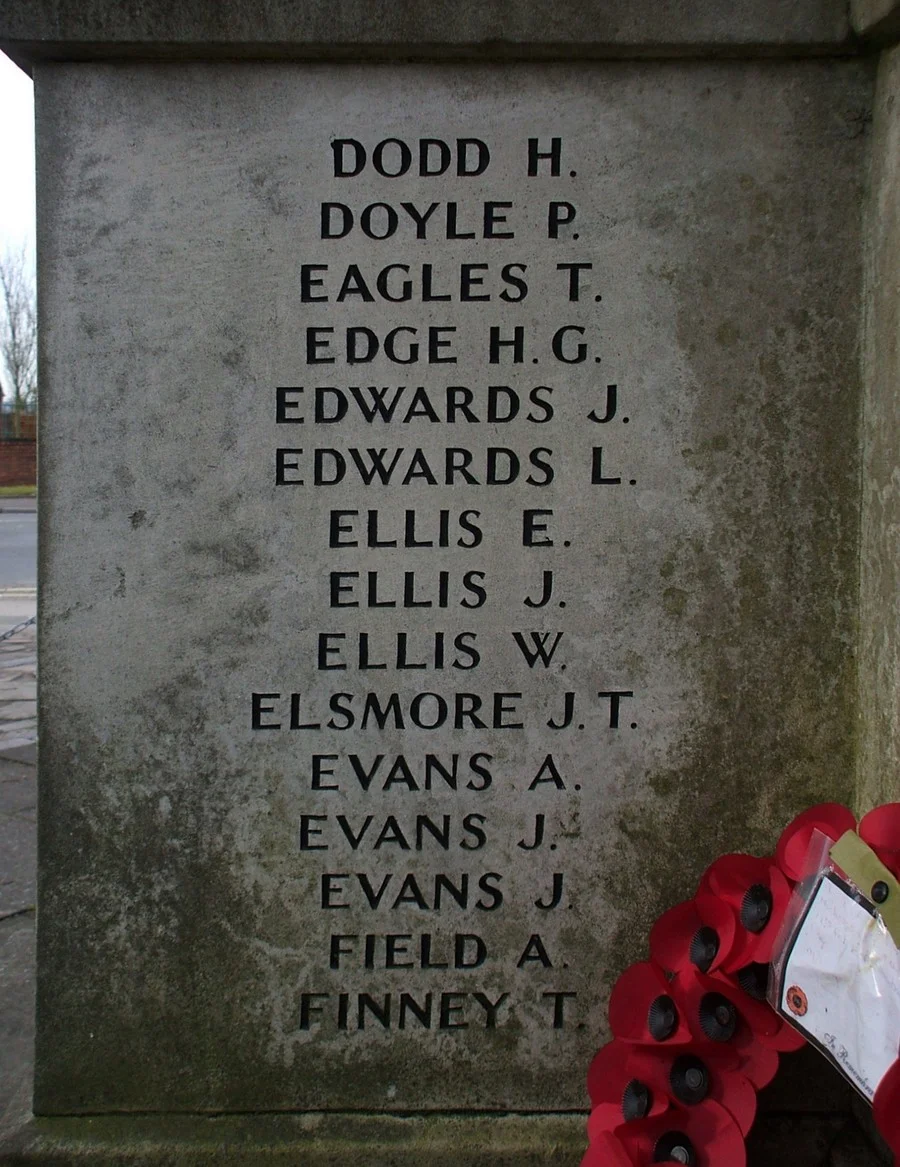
[769, 829, 900, 1101]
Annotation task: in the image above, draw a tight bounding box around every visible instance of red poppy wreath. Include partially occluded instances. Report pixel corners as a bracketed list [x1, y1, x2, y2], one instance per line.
[583, 802, 900, 1165]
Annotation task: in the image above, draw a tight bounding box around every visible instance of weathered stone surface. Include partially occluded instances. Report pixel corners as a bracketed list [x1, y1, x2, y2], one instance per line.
[0, 820, 35, 1159]
[4, 1110, 887, 1165]
[0, 1113, 586, 1165]
[0, 747, 36, 1162]
[828, 1129, 891, 1166]
[847, 1098, 894, 1165]
[746, 1115, 849, 1167]
[0, 751, 36, 916]
[34, 58, 870, 1116]
[0, 0, 853, 66]
[857, 43, 900, 811]
[757, 1046, 854, 1116]
[748, 1114, 890, 1167]
[0, 917, 34, 1143]
[852, 0, 900, 40]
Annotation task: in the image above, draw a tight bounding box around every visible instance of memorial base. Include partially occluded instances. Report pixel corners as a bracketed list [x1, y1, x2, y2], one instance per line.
[0, 1112, 588, 1165]
[2, 1110, 891, 1165]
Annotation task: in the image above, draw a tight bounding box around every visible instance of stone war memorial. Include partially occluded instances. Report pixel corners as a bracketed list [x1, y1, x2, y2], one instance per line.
[0, 1, 899, 1163]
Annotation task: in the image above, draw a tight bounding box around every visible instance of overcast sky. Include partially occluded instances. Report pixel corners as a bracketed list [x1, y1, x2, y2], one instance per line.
[0, 51, 36, 265]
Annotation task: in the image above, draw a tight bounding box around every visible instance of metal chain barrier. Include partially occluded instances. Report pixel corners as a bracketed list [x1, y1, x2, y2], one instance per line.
[0, 615, 36, 644]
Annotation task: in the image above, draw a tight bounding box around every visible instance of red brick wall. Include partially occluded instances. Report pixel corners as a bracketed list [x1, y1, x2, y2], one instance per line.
[0, 414, 36, 441]
[0, 440, 36, 487]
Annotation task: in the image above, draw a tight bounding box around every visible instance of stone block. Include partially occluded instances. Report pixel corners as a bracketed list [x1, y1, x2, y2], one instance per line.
[852, 0, 900, 41]
[31, 57, 871, 1117]
[0, 4, 892, 1162]
[857, 42, 900, 809]
[0, 0, 852, 66]
[0, 1113, 586, 1165]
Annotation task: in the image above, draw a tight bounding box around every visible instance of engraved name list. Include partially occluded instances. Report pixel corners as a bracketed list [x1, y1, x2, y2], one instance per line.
[249, 133, 639, 1042]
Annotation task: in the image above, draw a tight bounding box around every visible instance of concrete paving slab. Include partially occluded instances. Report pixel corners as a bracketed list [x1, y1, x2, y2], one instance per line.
[0, 745, 36, 1151]
[0, 599, 36, 631]
[0, 704, 37, 724]
[0, 624, 36, 757]
[0, 916, 35, 1146]
[0, 764, 36, 917]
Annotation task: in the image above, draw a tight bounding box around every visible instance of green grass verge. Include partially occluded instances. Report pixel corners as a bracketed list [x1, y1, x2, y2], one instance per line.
[0, 485, 36, 497]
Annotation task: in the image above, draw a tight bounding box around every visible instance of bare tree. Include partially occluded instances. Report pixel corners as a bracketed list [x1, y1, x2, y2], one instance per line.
[0, 245, 37, 438]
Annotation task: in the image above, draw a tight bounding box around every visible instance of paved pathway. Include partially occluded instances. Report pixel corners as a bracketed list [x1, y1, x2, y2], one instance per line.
[0, 742, 35, 1143]
[0, 585, 38, 1140]
[0, 619, 36, 754]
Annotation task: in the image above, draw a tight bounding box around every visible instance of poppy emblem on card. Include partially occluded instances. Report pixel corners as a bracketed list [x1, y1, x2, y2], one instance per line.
[786, 986, 808, 1017]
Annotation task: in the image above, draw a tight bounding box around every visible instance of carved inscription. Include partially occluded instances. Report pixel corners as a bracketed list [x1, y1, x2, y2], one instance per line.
[251, 135, 636, 1038]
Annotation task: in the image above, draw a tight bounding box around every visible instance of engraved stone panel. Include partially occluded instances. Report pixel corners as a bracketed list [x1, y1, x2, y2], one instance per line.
[35, 60, 867, 1112]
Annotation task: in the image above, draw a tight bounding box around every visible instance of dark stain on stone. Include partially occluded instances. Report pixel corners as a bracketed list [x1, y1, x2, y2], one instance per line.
[79, 152, 107, 175]
[93, 222, 122, 242]
[113, 466, 136, 492]
[170, 473, 199, 496]
[192, 597, 271, 652]
[186, 536, 266, 577]
[847, 108, 874, 139]
[218, 492, 243, 516]
[235, 599, 270, 629]
[129, 509, 147, 529]
[218, 322, 246, 371]
[35, 719, 267, 1110]
[240, 162, 292, 217]
[662, 587, 688, 617]
[594, 62, 867, 1005]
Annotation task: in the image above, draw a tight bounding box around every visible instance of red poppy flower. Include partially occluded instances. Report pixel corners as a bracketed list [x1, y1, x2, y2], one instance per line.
[785, 985, 808, 1018]
[587, 1039, 669, 1120]
[626, 1044, 759, 1137]
[580, 1129, 636, 1166]
[698, 855, 792, 969]
[775, 803, 856, 882]
[676, 964, 780, 1043]
[587, 1039, 631, 1108]
[587, 1101, 634, 1140]
[582, 798, 900, 1166]
[755, 1015, 808, 1053]
[702, 1060, 757, 1136]
[649, 894, 739, 976]
[731, 1025, 780, 1090]
[616, 1098, 747, 1167]
[608, 961, 693, 1046]
[649, 900, 704, 976]
[859, 803, 900, 880]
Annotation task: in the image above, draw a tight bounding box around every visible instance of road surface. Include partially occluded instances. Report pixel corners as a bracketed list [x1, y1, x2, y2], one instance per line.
[0, 512, 36, 629]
